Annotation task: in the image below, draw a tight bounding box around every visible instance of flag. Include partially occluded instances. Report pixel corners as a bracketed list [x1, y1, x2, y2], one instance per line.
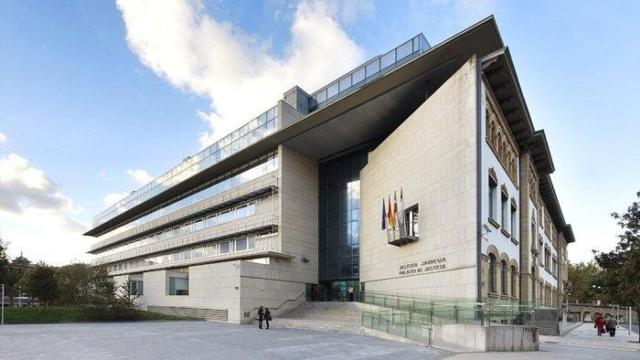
[387, 196, 395, 229]
[393, 191, 399, 230]
[381, 199, 386, 230]
[398, 188, 407, 236]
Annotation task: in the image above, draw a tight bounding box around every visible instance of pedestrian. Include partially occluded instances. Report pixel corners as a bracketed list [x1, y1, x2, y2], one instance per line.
[605, 316, 618, 337]
[348, 285, 354, 302]
[594, 315, 605, 336]
[264, 307, 271, 329]
[257, 306, 264, 329]
[311, 284, 318, 302]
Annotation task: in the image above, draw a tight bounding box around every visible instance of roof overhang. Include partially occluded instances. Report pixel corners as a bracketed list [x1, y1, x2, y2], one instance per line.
[85, 16, 505, 237]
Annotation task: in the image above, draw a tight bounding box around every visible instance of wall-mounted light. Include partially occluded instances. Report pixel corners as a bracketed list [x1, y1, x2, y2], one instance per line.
[301, 257, 310, 263]
[482, 224, 492, 234]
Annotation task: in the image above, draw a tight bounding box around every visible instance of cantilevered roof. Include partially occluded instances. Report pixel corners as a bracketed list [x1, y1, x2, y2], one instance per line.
[85, 16, 505, 237]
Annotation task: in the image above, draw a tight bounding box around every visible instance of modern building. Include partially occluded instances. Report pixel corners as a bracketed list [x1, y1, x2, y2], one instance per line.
[85, 16, 575, 325]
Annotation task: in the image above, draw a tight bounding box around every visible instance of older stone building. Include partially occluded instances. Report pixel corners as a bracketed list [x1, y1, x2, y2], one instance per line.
[85, 16, 574, 328]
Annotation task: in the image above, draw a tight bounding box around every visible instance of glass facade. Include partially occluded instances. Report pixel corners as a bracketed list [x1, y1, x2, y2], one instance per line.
[94, 106, 279, 227]
[309, 34, 430, 111]
[318, 149, 368, 300]
[94, 200, 258, 257]
[93, 152, 277, 246]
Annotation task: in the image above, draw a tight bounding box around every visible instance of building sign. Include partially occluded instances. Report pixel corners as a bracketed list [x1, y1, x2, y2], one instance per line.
[398, 257, 447, 276]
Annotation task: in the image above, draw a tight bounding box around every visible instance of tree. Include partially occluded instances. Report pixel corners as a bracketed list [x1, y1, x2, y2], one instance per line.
[0, 239, 9, 287]
[56, 263, 91, 306]
[567, 261, 600, 304]
[6, 253, 31, 306]
[594, 190, 640, 342]
[25, 262, 58, 306]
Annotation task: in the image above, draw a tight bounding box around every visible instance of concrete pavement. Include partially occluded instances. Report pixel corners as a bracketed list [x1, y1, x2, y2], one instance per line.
[0, 321, 448, 360]
[444, 323, 639, 360]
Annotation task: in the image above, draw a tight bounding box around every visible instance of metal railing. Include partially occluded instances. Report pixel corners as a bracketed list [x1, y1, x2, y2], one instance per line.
[308, 34, 430, 111]
[94, 106, 279, 227]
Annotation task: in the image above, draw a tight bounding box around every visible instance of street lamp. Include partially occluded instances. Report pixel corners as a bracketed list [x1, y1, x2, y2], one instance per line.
[1, 283, 4, 325]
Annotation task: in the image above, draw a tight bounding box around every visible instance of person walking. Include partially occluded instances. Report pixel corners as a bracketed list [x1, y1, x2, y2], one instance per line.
[264, 307, 271, 330]
[348, 285, 354, 302]
[606, 316, 618, 337]
[257, 306, 264, 329]
[594, 315, 605, 336]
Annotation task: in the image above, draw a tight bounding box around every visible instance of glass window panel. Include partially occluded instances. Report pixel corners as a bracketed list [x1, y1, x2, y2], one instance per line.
[339, 75, 351, 92]
[183, 249, 192, 260]
[327, 82, 339, 99]
[193, 219, 203, 231]
[236, 238, 248, 251]
[220, 241, 230, 254]
[380, 49, 396, 69]
[315, 90, 326, 104]
[397, 40, 413, 61]
[207, 215, 217, 227]
[236, 205, 247, 218]
[365, 60, 380, 78]
[352, 67, 365, 85]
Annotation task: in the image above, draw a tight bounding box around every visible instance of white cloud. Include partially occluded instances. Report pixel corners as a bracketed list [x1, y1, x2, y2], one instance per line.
[0, 153, 90, 266]
[0, 153, 78, 215]
[116, 0, 365, 148]
[103, 192, 129, 207]
[126, 168, 153, 185]
[0, 131, 7, 145]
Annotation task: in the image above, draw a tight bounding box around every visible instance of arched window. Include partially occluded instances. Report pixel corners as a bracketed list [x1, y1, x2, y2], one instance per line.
[488, 254, 496, 293]
[511, 266, 517, 298]
[501, 260, 508, 295]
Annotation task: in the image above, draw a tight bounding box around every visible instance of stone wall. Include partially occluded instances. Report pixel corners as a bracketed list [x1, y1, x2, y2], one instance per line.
[359, 57, 479, 300]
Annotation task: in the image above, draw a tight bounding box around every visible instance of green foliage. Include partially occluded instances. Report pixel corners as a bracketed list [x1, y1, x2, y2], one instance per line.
[594, 191, 640, 309]
[567, 261, 601, 303]
[25, 262, 58, 305]
[3, 306, 194, 324]
[0, 239, 9, 286]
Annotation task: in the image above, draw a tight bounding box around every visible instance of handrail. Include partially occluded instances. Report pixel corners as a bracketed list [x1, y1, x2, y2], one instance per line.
[247, 291, 306, 320]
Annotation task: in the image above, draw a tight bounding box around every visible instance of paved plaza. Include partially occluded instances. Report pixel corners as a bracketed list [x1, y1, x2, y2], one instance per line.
[0, 321, 638, 360]
[0, 321, 447, 360]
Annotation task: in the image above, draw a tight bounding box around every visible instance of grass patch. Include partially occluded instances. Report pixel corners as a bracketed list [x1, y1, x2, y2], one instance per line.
[3, 306, 196, 324]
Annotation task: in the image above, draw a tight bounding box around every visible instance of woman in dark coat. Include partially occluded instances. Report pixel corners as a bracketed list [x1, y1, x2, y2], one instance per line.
[257, 306, 264, 329]
[264, 308, 272, 329]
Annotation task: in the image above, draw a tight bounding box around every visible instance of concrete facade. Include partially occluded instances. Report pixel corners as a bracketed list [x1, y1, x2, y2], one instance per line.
[85, 19, 574, 349]
[360, 58, 478, 300]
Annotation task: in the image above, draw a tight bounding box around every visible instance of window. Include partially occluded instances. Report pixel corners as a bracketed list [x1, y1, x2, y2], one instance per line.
[489, 176, 498, 221]
[510, 203, 517, 239]
[236, 238, 248, 251]
[206, 215, 217, 227]
[168, 269, 189, 296]
[501, 260, 508, 295]
[193, 219, 203, 231]
[501, 192, 509, 229]
[511, 266, 517, 298]
[405, 204, 419, 237]
[488, 254, 496, 293]
[220, 241, 231, 254]
[236, 205, 248, 218]
[130, 280, 143, 296]
[545, 248, 551, 270]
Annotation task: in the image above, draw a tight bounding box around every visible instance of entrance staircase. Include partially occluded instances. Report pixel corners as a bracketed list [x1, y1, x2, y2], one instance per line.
[272, 301, 364, 334]
[534, 308, 559, 335]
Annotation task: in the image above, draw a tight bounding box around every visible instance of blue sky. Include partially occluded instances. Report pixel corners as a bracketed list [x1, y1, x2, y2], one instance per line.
[0, 0, 638, 265]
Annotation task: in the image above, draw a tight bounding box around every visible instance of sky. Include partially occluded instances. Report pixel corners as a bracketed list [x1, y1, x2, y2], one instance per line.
[0, 0, 638, 266]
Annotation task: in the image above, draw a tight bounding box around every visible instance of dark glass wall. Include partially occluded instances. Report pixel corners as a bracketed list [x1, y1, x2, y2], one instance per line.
[318, 149, 368, 286]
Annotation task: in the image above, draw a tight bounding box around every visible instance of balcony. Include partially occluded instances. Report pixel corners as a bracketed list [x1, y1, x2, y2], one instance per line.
[387, 219, 419, 247]
[105, 233, 284, 276]
[93, 210, 279, 266]
[90, 175, 279, 253]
